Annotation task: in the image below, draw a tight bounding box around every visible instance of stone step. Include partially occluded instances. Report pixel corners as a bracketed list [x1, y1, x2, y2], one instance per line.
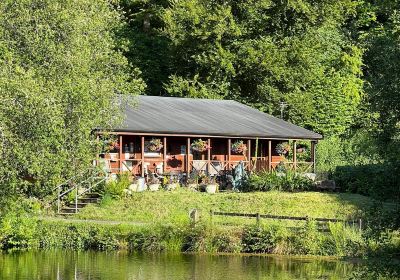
[58, 212, 76, 216]
[67, 202, 92, 209]
[83, 192, 101, 198]
[60, 207, 80, 214]
[77, 197, 101, 203]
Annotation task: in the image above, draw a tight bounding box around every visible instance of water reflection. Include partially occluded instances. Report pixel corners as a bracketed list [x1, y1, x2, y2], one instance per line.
[0, 250, 356, 280]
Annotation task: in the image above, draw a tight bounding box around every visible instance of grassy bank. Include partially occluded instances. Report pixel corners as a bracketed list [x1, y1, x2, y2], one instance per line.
[1, 191, 399, 258]
[74, 189, 373, 225]
[1, 219, 365, 257]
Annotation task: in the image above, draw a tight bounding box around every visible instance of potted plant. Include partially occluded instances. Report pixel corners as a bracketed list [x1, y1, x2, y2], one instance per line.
[191, 139, 211, 153]
[147, 173, 161, 191]
[165, 176, 180, 191]
[204, 176, 218, 194]
[108, 141, 120, 152]
[276, 142, 291, 156]
[186, 175, 199, 191]
[146, 138, 163, 152]
[231, 140, 247, 155]
[296, 144, 306, 153]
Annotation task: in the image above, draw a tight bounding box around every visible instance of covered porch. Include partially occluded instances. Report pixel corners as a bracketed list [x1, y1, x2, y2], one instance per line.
[99, 133, 317, 178]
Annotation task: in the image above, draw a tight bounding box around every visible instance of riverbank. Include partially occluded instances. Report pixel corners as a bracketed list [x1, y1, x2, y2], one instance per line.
[2, 215, 365, 257]
[1, 190, 398, 259]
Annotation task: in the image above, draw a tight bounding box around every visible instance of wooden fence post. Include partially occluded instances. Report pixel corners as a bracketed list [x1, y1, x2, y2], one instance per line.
[256, 212, 260, 225]
[189, 209, 199, 225]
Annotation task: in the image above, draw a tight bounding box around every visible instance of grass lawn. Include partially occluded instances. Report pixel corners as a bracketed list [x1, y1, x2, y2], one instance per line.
[74, 189, 376, 226]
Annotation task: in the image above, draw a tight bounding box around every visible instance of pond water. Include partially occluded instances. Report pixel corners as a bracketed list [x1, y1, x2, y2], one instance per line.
[0, 250, 358, 280]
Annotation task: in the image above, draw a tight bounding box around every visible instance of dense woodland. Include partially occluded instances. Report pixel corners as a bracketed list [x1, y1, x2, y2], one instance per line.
[0, 0, 399, 202]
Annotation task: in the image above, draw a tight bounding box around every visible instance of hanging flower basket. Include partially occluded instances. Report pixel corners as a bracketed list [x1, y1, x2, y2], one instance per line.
[231, 140, 247, 155]
[146, 138, 163, 152]
[191, 139, 211, 153]
[296, 147, 306, 153]
[108, 141, 120, 151]
[276, 142, 291, 156]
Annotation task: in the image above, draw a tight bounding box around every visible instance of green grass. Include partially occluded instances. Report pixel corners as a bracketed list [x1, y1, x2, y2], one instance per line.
[74, 189, 375, 226]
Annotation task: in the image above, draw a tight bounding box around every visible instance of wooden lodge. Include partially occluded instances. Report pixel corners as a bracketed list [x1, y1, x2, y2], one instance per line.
[96, 96, 323, 177]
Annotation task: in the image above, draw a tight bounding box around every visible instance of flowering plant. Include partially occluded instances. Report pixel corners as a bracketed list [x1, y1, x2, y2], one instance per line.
[191, 139, 211, 152]
[146, 138, 163, 152]
[231, 140, 247, 155]
[275, 142, 291, 155]
[108, 141, 120, 151]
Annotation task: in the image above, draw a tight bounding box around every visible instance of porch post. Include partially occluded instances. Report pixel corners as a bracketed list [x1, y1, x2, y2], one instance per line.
[186, 137, 191, 174]
[141, 136, 145, 177]
[227, 138, 231, 171]
[268, 140, 272, 171]
[207, 138, 211, 175]
[163, 137, 167, 174]
[96, 134, 100, 168]
[311, 140, 316, 173]
[119, 135, 123, 174]
[293, 140, 297, 172]
[247, 139, 251, 171]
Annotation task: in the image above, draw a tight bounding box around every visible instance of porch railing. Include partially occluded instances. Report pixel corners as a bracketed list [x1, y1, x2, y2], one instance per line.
[101, 157, 315, 176]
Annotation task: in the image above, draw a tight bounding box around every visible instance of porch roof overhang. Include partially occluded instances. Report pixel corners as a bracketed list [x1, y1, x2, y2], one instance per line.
[107, 96, 323, 141]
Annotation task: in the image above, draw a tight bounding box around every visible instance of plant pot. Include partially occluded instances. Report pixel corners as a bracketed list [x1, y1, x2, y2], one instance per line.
[148, 183, 160, 191]
[128, 183, 139, 192]
[109, 153, 118, 161]
[166, 183, 179, 191]
[206, 184, 218, 194]
[187, 183, 199, 191]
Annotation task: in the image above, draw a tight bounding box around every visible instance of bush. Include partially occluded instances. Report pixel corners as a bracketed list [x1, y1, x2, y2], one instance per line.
[211, 228, 242, 253]
[241, 224, 286, 253]
[333, 163, 400, 200]
[243, 171, 315, 192]
[103, 172, 131, 198]
[0, 199, 40, 250]
[38, 221, 127, 250]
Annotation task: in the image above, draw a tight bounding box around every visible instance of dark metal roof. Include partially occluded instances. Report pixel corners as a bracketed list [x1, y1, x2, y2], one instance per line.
[116, 96, 323, 140]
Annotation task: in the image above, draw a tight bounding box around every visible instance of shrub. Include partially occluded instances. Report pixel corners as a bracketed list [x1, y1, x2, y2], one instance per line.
[182, 224, 208, 252]
[333, 163, 400, 200]
[241, 224, 286, 253]
[243, 171, 315, 192]
[0, 199, 40, 250]
[211, 228, 242, 253]
[103, 172, 131, 198]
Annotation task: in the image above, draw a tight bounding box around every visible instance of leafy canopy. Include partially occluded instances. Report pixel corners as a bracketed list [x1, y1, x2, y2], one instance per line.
[0, 0, 145, 197]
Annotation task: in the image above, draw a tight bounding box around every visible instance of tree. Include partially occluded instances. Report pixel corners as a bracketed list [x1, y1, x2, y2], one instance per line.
[356, 0, 400, 147]
[160, 0, 363, 136]
[0, 0, 145, 197]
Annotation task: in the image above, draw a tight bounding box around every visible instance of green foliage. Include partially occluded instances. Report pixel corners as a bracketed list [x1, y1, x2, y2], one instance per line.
[242, 224, 286, 253]
[0, 199, 40, 250]
[103, 172, 131, 198]
[0, 0, 145, 198]
[120, 0, 364, 136]
[114, 0, 367, 136]
[243, 171, 315, 192]
[316, 132, 382, 175]
[333, 163, 400, 200]
[38, 221, 125, 250]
